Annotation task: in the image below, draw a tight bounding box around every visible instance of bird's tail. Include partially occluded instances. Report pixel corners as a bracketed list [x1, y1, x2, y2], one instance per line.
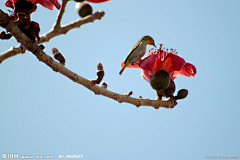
[119, 66, 126, 75]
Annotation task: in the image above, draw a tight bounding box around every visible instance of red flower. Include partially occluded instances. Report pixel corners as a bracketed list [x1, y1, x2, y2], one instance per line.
[86, 0, 110, 3]
[6, 0, 61, 10]
[121, 44, 196, 82]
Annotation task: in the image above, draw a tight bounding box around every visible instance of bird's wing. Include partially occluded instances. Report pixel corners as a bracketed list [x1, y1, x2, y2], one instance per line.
[124, 40, 143, 63]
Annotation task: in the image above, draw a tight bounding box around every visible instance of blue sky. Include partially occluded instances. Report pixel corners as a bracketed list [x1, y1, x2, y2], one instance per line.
[1, 0, 240, 159]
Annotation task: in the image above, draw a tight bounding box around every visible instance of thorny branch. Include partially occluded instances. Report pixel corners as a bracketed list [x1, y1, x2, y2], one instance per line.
[0, 7, 177, 109]
[0, 0, 105, 63]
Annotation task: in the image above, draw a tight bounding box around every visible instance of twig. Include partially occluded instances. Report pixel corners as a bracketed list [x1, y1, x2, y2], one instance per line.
[40, 10, 105, 43]
[0, 10, 177, 109]
[0, 8, 105, 63]
[0, 46, 25, 62]
[53, 0, 69, 29]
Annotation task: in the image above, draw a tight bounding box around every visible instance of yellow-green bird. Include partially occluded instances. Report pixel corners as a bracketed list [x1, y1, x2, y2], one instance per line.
[119, 35, 156, 75]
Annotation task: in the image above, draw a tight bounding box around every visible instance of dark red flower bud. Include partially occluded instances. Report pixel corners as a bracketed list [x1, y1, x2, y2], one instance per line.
[5, 0, 13, 8]
[91, 62, 104, 84]
[52, 47, 65, 65]
[0, 31, 12, 40]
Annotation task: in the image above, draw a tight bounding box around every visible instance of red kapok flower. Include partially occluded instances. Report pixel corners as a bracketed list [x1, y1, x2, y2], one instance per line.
[120, 44, 197, 82]
[86, 0, 110, 3]
[6, 0, 61, 10]
[5, 0, 14, 8]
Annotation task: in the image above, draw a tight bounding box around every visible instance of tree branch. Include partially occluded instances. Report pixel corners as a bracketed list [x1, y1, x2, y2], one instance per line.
[39, 10, 105, 43]
[0, 45, 25, 62]
[0, 8, 105, 63]
[0, 9, 177, 109]
[53, 0, 69, 29]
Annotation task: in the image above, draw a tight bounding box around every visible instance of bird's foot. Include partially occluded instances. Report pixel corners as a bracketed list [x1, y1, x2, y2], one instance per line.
[135, 60, 143, 67]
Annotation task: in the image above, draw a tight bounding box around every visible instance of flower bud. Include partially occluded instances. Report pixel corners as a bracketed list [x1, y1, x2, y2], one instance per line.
[97, 62, 103, 71]
[163, 80, 176, 98]
[176, 89, 188, 100]
[96, 70, 104, 80]
[91, 62, 104, 84]
[127, 91, 133, 96]
[75, 2, 93, 18]
[96, 62, 104, 83]
[149, 70, 170, 90]
[52, 47, 65, 65]
[0, 31, 12, 40]
[101, 82, 107, 89]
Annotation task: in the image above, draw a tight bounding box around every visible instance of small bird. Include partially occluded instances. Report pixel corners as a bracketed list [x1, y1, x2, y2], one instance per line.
[119, 35, 156, 75]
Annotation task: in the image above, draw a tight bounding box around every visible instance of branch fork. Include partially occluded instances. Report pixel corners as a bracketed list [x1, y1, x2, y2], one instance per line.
[0, 3, 177, 109]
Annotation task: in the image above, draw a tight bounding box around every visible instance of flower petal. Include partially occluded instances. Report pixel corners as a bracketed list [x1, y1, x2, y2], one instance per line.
[39, 0, 54, 10]
[152, 54, 172, 75]
[8, 0, 17, 3]
[141, 70, 150, 82]
[150, 53, 186, 78]
[49, 0, 61, 9]
[26, 0, 61, 10]
[139, 54, 157, 71]
[169, 53, 186, 71]
[87, 0, 110, 3]
[5, 0, 14, 7]
[180, 62, 197, 77]
[171, 62, 196, 80]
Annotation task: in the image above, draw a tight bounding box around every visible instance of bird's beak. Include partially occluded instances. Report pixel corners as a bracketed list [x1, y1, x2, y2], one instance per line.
[154, 43, 157, 48]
